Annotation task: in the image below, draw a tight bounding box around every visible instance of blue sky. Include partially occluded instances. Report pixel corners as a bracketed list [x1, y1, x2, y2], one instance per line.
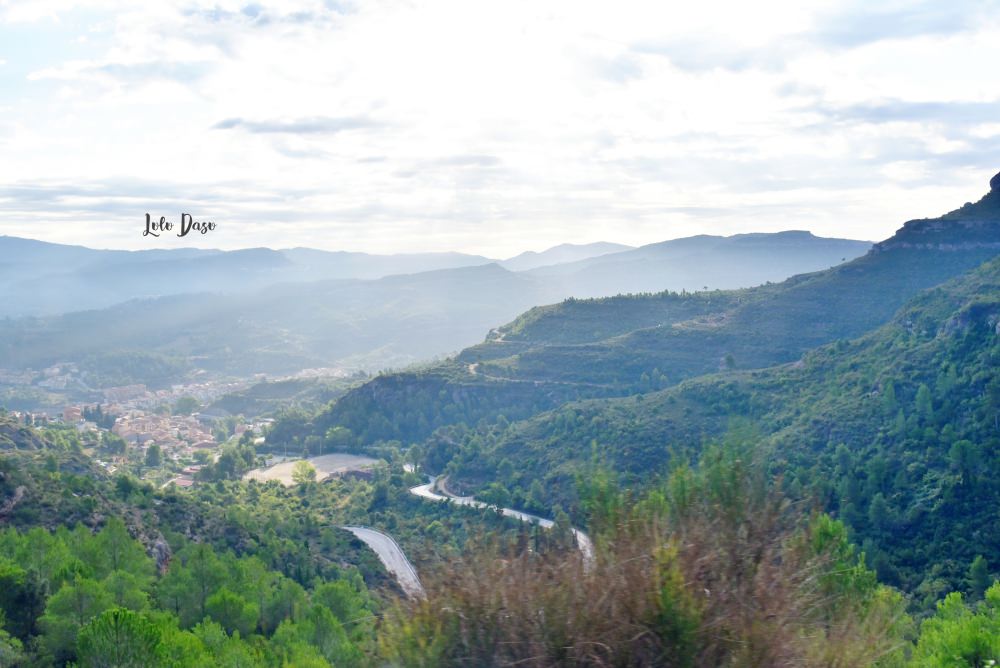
[1, 0, 999, 255]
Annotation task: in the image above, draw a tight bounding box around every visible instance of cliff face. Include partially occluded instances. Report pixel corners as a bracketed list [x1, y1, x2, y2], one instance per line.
[875, 171, 1000, 252]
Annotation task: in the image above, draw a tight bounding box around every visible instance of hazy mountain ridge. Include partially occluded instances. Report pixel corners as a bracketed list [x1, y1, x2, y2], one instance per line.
[526, 230, 872, 297]
[499, 241, 634, 271]
[0, 236, 494, 318]
[0, 232, 875, 394]
[0, 231, 869, 318]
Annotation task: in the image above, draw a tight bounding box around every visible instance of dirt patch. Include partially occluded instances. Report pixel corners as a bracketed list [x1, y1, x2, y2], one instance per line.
[244, 453, 379, 485]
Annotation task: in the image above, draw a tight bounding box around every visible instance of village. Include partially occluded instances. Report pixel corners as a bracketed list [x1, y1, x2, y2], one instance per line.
[8, 398, 272, 490]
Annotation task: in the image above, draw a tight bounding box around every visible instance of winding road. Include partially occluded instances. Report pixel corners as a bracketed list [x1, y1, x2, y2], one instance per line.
[410, 477, 595, 566]
[341, 526, 425, 599]
[342, 477, 595, 600]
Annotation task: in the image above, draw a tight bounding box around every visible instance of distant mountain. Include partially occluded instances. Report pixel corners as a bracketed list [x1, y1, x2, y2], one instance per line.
[0, 228, 877, 391]
[0, 231, 870, 318]
[276, 248, 494, 280]
[0, 263, 566, 385]
[499, 242, 633, 272]
[0, 237, 494, 317]
[529, 231, 872, 296]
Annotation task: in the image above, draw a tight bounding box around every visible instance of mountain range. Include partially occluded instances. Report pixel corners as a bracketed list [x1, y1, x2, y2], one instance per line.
[0, 231, 870, 392]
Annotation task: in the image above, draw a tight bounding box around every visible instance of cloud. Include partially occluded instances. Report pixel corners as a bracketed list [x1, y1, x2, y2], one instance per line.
[633, 1, 999, 73]
[212, 116, 383, 135]
[812, 99, 1000, 126]
[1, 1, 999, 256]
[181, 2, 346, 28]
[28, 59, 213, 86]
[811, 1, 991, 49]
[588, 54, 643, 83]
[633, 38, 795, 73]
[430, 155, 502, 168]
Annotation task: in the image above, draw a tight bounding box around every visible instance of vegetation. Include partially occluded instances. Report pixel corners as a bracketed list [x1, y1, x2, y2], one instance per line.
[3, 178, 1000, 663]
[0, 518, 374, 666]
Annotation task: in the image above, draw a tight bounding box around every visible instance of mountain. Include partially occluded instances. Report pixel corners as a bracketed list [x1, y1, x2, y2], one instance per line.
[528, 231, 872, 297]
[0, 230, 877, 398]
[276, 247, 494, 280]
[0, 263, 566, 387]
[309, 171, 1000, 448]
[499, 242, 633, 272]
[0, 236, 493, 317]
[0, 232, 869, 318]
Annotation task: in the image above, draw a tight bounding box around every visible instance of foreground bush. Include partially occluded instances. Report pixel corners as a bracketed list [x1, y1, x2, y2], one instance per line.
[379, 443, 911, 667]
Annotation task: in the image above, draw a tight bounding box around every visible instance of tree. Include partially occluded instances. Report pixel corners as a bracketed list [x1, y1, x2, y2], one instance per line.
[173, 396, 199, 416]
[76, 608, 162, 668]
[205, 588, 258, 637]
[144, 444, 162, 469]
[313, 580, 371, 632]
[40, 577, 114, 662]
[92, 518, 154, 582]
[263, 578, 307, 634]
[968, 556, 991, 601]
[916, 383, 934, 422]
[172, 544, 226, 626]
[0, 619, 23, 668]
[911, 584, 1000, 666]
[292, 461, 317, 485]
[882, 381, 898, 415]
[300, 604, 361, 665]
[0, 558, 48, 640]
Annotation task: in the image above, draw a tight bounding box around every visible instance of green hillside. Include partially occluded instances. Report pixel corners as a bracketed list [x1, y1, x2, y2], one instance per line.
[439, 254, 1000, 601]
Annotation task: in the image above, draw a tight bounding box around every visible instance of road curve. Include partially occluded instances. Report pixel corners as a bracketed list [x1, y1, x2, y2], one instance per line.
[410, 478, 595, 568]
[341, 526, 425, 599]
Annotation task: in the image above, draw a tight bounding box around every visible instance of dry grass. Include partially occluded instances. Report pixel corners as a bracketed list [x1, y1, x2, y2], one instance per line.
[379, 446, 910, 667]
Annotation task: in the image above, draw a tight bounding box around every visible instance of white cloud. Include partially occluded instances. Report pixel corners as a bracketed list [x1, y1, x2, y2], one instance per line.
[0, 0, 998, 256]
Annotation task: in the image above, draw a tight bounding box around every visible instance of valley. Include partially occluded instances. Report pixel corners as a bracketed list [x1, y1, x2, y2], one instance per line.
[2, 174, 999, 666]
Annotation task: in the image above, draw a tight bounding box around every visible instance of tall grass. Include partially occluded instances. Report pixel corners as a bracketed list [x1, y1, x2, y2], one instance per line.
[379, 443, 910, 667]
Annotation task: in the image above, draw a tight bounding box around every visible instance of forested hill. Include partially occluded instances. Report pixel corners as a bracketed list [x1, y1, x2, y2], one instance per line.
[439, 253, 1000, 602]
[309, 171, 1000, 447]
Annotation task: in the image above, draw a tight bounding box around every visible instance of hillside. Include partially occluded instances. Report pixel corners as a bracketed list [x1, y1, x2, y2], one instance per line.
[0, 264, 565, 385]
[438, 254, 1000, 599]
[310, 172, 1000, 448]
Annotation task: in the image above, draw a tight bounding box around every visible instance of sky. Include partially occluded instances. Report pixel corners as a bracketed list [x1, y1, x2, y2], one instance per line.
[1, 0, 999, 257]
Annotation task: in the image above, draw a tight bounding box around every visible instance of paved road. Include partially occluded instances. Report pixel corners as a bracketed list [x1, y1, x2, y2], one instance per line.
[341, 479, 596, 599]
[410, 477, 595, 567]
[341, 526, 425, 599]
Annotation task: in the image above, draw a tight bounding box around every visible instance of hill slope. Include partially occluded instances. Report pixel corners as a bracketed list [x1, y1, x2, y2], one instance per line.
[0, 264, 564, 384]
[441, 254, 1000, 598]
